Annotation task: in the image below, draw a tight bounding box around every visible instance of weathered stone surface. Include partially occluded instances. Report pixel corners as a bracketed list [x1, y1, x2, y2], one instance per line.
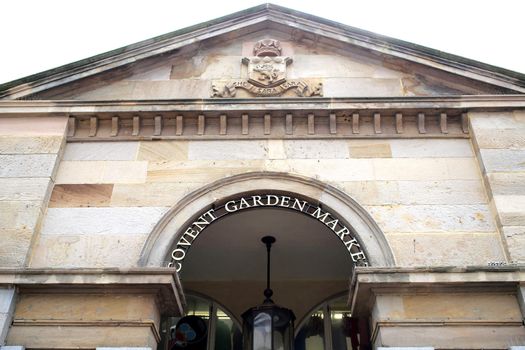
[479, 149, 525, 172]
[493, 195, 525, 226]
[284, 140, 349, 159]
[386, 232, 505, 266]
[41, 207, 168, 235]
[323, 77, 404, 97]
[0, 178, 51, 201]
[373, 158, 480, 180]
[86, 234, 146, 267]
[188, 140, 267, 160]
[147, 160, 264, 182]
[14, 292, 159, 322]
[348, 141, 392, 158]
[265, 159, 374, 181]
[374, 293, 521, 321]
[502, 226, 525, 263]
[474, 129, 525, 149]
[0, 136, 63, 154]
[0, 117, 67, 136]
[110, 183, 201, 206]
[338, 181, 399, 205]
[125, 61, 171, 80]
[0, 154, 58, 178]
[0, 201, 42, 230]
[29, 235, 87, 267]
[63, 80, 211, 100]
[137, 141, 188, 161]
[470, 112, 525, 130]
[170, 55, 241, 80]
[6, 326, 157, 348]
[63, 142, 139, 160]
[30, 234, 147, 268]
[287, 54, 403, 79]
[487, 173, 525, 195]
[267, 140, 286, 159]
[0, 229, 33, 267]
[49, 184, 113, 207]
[366, 204, 495, 233]
[397, 180, 486, 205]
[55, 161, 147, 184]
[388, 139, 473, 158]
[376, 326, 525, 349]
[339, 180, 486, 205]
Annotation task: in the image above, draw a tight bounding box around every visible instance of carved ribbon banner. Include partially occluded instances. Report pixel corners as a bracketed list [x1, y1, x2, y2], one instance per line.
[212, 80, 323, 97]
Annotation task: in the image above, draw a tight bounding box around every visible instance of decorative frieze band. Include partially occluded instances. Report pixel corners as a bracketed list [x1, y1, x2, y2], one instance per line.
[66, 110, 469, 140]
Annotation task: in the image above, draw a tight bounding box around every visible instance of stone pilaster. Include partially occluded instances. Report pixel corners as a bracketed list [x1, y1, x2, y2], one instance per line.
[0, 288, 16, 345]
[0, 116, 68, 267]
[469, 111, 525, 263]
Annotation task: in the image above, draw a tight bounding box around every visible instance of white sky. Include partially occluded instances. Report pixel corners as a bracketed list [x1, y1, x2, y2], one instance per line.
[1, 0, 524, 84]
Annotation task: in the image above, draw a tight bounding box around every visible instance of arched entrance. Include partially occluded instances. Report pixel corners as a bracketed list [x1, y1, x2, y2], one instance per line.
[140, 172, 394, 350]
[169, 192, 370, 272]
[140, 172, 395, 268]
[178, 203, 354, 321]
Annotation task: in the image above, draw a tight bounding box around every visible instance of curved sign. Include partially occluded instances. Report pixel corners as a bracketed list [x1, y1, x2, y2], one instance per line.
[168, 194, 369, 271]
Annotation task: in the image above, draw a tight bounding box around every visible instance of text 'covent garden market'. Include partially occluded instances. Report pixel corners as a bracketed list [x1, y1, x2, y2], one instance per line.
[0, 4, 525, 350]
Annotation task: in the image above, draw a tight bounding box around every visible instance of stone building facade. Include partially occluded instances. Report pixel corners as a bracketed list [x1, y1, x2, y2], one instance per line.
[0, 4, 524, 350]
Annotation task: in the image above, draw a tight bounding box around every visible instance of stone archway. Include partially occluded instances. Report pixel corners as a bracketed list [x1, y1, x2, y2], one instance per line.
[139, 172, 395, 267]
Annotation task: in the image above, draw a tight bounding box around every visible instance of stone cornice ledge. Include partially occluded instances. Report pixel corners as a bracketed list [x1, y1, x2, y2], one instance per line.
[1, 95, 525, 115]
[349, 265, 525, 315]
[0, 267, 184, 315]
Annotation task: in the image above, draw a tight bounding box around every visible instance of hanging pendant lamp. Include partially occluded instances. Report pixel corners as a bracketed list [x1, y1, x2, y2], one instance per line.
[241, 236, 296, 350]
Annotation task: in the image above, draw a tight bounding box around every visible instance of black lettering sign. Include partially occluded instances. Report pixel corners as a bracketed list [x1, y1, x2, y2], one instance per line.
[168, 194, 368, 271]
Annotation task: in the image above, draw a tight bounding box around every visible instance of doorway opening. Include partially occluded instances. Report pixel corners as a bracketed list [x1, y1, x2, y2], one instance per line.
[159, 201, 370, 349]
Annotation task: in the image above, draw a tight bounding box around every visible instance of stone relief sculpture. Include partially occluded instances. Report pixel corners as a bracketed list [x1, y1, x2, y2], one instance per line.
[212, 39, 323, 97]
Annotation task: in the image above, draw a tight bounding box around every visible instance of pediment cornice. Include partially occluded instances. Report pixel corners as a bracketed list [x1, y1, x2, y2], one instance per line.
[1, 96, 524, 141]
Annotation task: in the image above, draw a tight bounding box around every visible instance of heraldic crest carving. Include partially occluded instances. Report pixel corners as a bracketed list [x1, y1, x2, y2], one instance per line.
[212, 39, 323, 98]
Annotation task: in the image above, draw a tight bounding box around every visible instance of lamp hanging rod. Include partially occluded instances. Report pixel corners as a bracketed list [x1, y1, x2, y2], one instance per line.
[261, 235, 276, 303]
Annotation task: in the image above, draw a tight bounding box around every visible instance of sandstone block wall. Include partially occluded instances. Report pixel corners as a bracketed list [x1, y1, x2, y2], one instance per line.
[32, 137, 504, 268]
[470, 111, 525, 263]
[0, 117, 68, 267]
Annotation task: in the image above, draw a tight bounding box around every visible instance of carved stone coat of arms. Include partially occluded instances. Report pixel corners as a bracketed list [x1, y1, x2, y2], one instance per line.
[212, 39, 322, 98]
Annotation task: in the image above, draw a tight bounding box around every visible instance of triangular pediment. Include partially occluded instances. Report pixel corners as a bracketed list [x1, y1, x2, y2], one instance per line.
[1, 4, 524, 100]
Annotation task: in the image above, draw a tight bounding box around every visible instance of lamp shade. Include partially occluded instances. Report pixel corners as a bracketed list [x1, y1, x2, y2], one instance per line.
[242, 302, 295, 350]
